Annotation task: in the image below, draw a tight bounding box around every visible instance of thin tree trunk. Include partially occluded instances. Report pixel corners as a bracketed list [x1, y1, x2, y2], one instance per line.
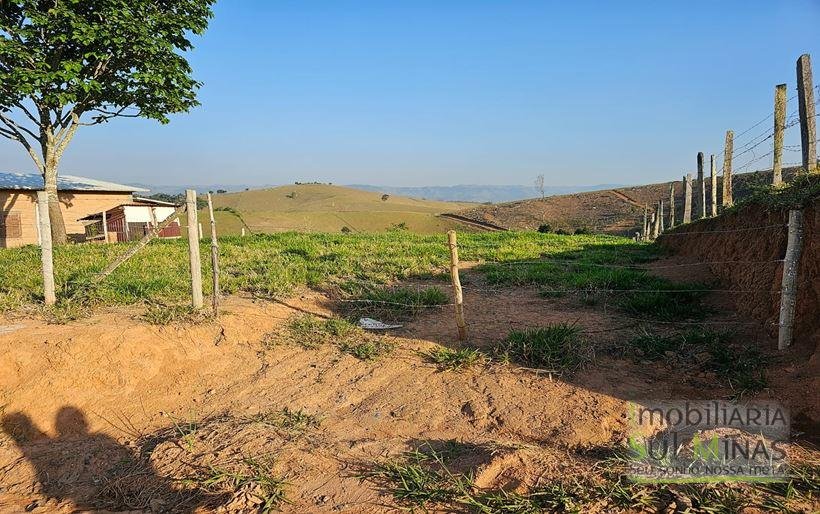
[43, 159, 68, 244]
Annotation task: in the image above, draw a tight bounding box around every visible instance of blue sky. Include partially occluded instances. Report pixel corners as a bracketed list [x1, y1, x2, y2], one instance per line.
[2, 0, 820, 187]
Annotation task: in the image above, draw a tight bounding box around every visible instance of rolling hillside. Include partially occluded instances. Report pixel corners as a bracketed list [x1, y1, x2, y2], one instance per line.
[199, 184, 477, 235]
[451, 167, 807, 235]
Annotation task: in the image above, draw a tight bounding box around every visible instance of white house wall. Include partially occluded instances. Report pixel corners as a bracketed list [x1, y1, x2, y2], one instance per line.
[123, 206, 178, 224]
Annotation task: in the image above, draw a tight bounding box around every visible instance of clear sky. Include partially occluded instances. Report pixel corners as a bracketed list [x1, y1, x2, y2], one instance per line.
[2, 0, 820, 187]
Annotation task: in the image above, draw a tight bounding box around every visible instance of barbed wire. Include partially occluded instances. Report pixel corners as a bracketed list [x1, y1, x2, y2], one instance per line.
[460, 285, 782, 295]
[712, 93, 820, 171]
[731, 85, 816, 144]
[335, 298, 455, 308]
[468, 257, 785, 270]
[658, 223, 787, 236]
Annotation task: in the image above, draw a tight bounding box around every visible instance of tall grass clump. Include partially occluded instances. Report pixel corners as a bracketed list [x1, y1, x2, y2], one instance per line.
[494, 324, 590, 373]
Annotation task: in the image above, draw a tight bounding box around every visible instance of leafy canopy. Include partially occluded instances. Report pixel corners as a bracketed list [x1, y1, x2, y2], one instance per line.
[0, 0, 215, 132]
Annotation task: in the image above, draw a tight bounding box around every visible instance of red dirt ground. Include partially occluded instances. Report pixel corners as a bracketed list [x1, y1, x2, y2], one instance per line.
[0, 264, 817, 512]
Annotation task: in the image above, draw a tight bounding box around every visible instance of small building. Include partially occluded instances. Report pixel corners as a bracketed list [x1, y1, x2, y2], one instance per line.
[79, 197, 181, 243]
[0, 172, 178, 248]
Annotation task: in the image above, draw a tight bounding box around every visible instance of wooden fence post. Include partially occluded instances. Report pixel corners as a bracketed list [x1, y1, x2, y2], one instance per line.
[773, 83, 787, 185]
[697, 152, 706, 219]
[710, 154, 718, 216]
[723, 130, 734, 207]
[659, 200, 665, 233]
[642, 205, 649, 241]
[778, 210, 804, 350]
[207, 193, 220, 315]
[36, 191, 56, 306]
[668, 183, 676, 228]
[683, 174, 693, 223]
[447, 230, 467, 341]
[797, 54, 817, 173]
[650, 211, 658, 239]
[186, 190, 204, 309]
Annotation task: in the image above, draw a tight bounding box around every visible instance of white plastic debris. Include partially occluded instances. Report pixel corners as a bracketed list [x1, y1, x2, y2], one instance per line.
[358, 317, 402, 330]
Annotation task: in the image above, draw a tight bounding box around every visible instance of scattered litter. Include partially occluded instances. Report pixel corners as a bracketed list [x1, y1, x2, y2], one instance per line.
[358, 318, 402, 331]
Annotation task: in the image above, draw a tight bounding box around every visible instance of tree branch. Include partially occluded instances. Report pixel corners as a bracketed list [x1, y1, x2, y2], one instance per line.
[0, 113, 45, 171]
[0, 111, 40, 143]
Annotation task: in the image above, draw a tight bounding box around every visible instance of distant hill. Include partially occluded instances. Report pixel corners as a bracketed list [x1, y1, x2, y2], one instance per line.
[450, 167, 804, 236]
[346, 183, 626, 203]
[199, 183, 478, 235]
[132, 183, 260, 195]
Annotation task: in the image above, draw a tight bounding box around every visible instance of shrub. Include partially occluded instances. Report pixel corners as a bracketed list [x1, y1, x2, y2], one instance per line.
[537, 224, 552, 233]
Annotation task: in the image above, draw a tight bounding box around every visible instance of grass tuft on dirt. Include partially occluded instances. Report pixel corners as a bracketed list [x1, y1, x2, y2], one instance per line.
[423, 347, 487, 371]
[623, 328, 768, 395]
[285, 314, 358, 348]
[494, 324, 591, 373]
[198, 457, 288, 513]
[338, 339, 395, 360]
[250, 407, 320, 433]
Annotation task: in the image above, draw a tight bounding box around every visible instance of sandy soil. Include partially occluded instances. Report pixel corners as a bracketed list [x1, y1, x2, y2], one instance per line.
[0, 266, 817, 512]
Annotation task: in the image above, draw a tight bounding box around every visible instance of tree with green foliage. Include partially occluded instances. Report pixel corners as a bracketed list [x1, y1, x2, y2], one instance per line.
[0, 0, 215, 243]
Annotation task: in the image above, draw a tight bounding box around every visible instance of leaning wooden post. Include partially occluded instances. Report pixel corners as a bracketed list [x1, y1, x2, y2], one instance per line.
[778, 210, 804, 350]
[722, 130, 734, 207]
[668, 183, 676, 227]
[710, 154, 718, 216]
[36, 191, 56, 306]
[773, 83, 787, 185]
[683, 174, 693, 224]
[797, 54, 817, 173]
[206, 193, 221, 315]
[186, 189, 204, 309]
[94, 204, 186, 282]
[697, 152, 706, 219]
[447, 230, 467, 340]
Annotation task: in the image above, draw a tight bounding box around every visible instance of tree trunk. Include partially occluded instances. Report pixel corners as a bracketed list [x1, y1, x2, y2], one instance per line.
[43, 164, 68, 244]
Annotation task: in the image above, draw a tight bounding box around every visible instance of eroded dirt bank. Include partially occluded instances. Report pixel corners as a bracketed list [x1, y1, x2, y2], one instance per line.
[658, 197, 818, 351]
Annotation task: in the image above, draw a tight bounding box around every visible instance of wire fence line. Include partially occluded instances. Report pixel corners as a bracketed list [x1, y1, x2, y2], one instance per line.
[710, 91, 820, 171]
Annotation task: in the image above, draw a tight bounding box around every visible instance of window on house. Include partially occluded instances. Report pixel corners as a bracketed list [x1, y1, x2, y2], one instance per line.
[0, 212, 22, 239]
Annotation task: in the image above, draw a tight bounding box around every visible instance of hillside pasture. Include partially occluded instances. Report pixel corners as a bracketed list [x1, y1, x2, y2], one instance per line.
[197, 183, 476, 235]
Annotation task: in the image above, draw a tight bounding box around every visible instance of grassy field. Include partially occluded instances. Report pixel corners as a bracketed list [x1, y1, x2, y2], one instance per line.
[0, 231, 663, 315]
[197, 183, 476, 235]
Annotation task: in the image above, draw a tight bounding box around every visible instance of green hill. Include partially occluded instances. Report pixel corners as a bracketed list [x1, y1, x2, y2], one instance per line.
[198, 184, 477, 235]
